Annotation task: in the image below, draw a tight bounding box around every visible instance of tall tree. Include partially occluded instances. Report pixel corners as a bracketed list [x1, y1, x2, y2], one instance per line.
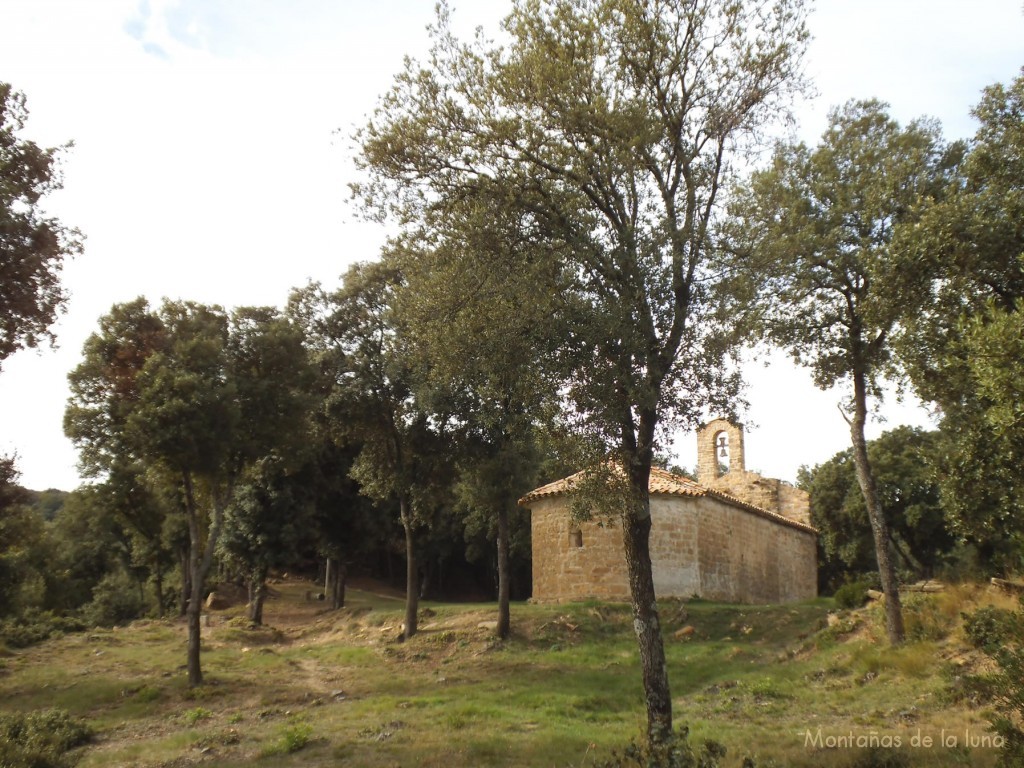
[391, 194, 559, 639]
[0, 83, 82, 366]
[355, 0, 809, 736]
[127, 302, 238, 686]
[726, 100, 961, 644]
[896, 69, 1024, 568]
[66, 300, 312, 684]
[299, 264, 451, 640]
[220, 456, 314, 625]
[799, 426, 953, 592]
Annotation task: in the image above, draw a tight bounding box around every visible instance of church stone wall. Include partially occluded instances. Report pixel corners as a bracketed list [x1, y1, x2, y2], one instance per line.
[529, 494, 817, 604]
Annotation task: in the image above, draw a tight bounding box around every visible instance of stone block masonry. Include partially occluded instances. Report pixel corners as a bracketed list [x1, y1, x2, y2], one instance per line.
[523, 418, 817, 604]
[528, 492, 817, 604]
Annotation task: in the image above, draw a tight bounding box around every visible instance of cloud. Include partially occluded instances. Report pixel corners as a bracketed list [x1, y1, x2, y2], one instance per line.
[142, 41, 169, 60]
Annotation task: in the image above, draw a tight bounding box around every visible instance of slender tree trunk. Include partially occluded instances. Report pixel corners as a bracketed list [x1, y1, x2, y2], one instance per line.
[178, 547, 191, 617]
[248, 565, 268, 625]
[332, 561, 347, 609]
[400, 496, 419, 640]
[135, 570, 146, 609]
[496, 504, 511, 640]
[153, 558, 165, 619]
[622, 500, 672, 741]
[184, 473, 230, 687]
[186, 566, 204, 686]
[622, 451, 672, 743]
[850, 374, 905, 645]
[620, 406, 674, 742]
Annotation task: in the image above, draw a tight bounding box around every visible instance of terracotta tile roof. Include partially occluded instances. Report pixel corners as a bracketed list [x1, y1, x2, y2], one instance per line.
[518, 465, 817, 535]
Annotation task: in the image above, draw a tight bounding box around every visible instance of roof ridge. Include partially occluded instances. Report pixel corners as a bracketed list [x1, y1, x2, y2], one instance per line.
[518, 465, 817, 535]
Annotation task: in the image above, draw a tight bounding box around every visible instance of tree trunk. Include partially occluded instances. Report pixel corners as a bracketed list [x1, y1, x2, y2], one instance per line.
[332, 561, 347, 609]
[850, 374, 906, 645]
[153, 559, 165, 619]
[400, 496, 419, 640]
[621, 499, 673, 742]
[186, 565, 204, 687]
[496, 504, 511, 640]
[178, 547, 191, 617]
[248, 566, 267, 625]
[183, 472, 230, 687]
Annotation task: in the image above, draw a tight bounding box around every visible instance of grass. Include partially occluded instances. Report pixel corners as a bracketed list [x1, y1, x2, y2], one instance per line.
[0, 580, 1010, 767]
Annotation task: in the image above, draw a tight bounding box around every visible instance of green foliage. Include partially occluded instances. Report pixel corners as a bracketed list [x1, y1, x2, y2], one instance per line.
[261, 720, 313, 756]
[82, 570, 146, 628]
[0, 708, 92, 768]
[0, 458, 54, 619]
[962, 605, 1023, 653]
[961, 598, 1024, 767]
[800, 427, 955, 591]
[182, 707, 212, 726]
[595, 726, 727, 768]
[0, 609, 85, 649]
[357, 0, 813, 728]
[901, 595, 956, 642]
[728, 99, 960, 646]
[833, 581, 870, 610]
[849, 748, 910, 768]
[0, 83, 83, 367]
[65, 298, 318, 683]
[896, 70, 1024, 566]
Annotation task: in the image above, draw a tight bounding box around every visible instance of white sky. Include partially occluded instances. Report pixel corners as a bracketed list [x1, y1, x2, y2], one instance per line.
[0, 0, 1021, 491]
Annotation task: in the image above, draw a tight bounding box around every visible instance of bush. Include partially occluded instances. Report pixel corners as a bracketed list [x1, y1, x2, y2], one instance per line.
[961, 598, 1024, 768]
[903, 595, 955, 641]
[0, 708, 92, 768]
[82, 571, 145, 628]
[962, 605, 1022, 652]
[595, 725, 728, 768]
[0, 609, 86, 648]
[261, 721, 313, 756]
[834, 581, 871, 610]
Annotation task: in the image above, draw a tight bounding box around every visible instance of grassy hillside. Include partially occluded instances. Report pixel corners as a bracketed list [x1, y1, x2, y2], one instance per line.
[0, 581, 1015, 767]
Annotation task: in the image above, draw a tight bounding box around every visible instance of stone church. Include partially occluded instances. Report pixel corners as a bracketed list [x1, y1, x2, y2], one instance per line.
[518, 418, 818, 603]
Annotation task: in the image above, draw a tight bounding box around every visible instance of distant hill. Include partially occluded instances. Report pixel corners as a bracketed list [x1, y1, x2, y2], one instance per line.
[24, 487, 69, 521]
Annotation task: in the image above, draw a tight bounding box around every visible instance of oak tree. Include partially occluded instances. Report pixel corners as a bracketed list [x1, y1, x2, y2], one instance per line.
[299, 264, 452, 640]
[355, 0, 810, 736]
[896, 69, 1024, 565]
[727, 100, 961, 644]
[0, 83, 82, 366]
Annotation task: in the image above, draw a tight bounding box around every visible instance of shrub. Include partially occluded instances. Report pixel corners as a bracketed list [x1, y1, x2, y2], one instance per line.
[902, 595, 955, 641]
[961, 598, 1024, 768]
[595, 725, 728, 768]
[849, 747, 910, 768]
[82, 571, 145, 628]
[262, 721, 313, 756]
[0, 708, 93, 768]
[0, 609, 86, 648]
[183, 707, 212, 726]
[962, 605, 1022, 652]
[834, 581, 871, 610]
[988, 642, 1024, 768]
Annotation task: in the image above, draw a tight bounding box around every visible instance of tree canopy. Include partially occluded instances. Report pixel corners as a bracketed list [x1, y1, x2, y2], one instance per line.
[356, 0, 811, 737]
[726, 99, 961, 643]
[896, 69, 1024, 568]
[799, 426, 953, 592]
[0, 82, 82, 367]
